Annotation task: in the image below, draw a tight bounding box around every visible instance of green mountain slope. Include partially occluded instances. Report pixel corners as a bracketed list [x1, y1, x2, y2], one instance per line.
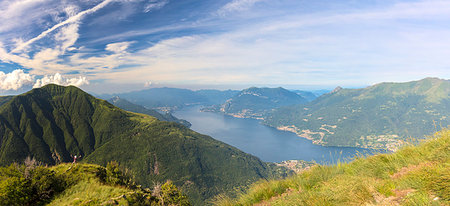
[0, 96, 13, 107]
[108, 96, 191, 127]
[204, 87, 308, 119]
[0, 84, 287, 204]
[217, 129, 450, 205]
[265, 78, 450, 151]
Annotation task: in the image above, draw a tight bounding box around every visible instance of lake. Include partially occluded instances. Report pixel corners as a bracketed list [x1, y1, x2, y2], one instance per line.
[174, 106, 378, 164]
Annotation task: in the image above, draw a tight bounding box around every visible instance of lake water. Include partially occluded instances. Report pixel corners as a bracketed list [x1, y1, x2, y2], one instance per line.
[174, 106, 378, 164]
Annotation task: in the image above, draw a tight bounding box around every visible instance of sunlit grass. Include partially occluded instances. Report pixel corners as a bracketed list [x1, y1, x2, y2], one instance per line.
[48, 178, 131, 206]
[215, 129, 449, 205]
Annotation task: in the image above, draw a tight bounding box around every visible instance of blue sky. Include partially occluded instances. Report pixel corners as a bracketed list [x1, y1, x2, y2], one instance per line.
[0, 0, 449, 93]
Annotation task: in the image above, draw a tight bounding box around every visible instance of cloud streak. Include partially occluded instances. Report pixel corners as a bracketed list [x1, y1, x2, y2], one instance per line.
[217, 0, 264, 15]
[11, 0, 115, 53]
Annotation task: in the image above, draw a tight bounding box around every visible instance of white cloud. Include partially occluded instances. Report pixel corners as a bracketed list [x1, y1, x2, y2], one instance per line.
[11, 0, 115, 53]
[0, 69, 89, 90]
[144, 0, 169, 13]
[217, 0, 263, 15]
[55, 23, 80, 52]
[105, 41, 133, 53]
[144, 81, 152, 87]
[0, 22, 81, 75]
[33, 73, 89, 88]
[0, 0, 49, 32]
[0, 69, 34, 90]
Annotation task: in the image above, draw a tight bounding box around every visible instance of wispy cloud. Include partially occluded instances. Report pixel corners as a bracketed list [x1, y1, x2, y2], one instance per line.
[11, 0, 115, 53]
[217, 0, 264, 15]
[144, 0, 169, 13]
[105, 41, 133, 53]
[0, 0, 50, 32]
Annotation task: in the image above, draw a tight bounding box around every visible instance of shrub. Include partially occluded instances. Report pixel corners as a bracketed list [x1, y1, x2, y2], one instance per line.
[159, 181, 191, 206]
[105, 161, 135, 188]
[0, 161, 68, 206]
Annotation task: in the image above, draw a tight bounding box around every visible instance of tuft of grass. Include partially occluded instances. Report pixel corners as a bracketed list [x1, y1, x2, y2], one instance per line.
[215, 129, 450, 205]
[47, 178, 131, 206]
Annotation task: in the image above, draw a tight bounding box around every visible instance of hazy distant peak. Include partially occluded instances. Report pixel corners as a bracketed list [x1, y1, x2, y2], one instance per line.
[331, 86, 343, 93]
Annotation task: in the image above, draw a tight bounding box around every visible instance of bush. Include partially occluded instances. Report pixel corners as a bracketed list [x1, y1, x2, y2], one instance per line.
[0, 161, 68, 206]
[0, 176, 32, 206]
[159, 181, 191, 206]
[105, 161, 135, 188]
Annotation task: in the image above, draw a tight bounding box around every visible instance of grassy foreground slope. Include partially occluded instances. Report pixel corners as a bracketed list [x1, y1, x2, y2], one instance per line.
[216, 129, 449, 206]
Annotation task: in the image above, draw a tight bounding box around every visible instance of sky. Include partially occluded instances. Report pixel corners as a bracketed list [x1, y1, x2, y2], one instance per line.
[0, 0, 450, 94]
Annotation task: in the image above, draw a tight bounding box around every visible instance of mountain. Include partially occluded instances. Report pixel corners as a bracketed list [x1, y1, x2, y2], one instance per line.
[195, 89, 240, 105]
[290, 90, 318, 102]
[0, 84, 288, 204]
[310, 89, 332, 97]
[265, 78, 450, 151]
[0, 96, 13, 107]
[102, 88, 239, 111]
[112, 87, 208, 111]
[216, 129, 450, 205]
[204, 87, 308, 119]
[108, 96, 191, 127]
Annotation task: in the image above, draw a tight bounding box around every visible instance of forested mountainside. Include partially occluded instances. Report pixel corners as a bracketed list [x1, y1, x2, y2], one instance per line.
[108, 96, 191, 127]
[0, 84, 289, 204]
[265, 78, 450, 151]
[0, 96, 13, 107]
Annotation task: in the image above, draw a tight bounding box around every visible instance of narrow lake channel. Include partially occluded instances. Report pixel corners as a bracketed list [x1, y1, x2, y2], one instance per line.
[174, 106, 378, 164]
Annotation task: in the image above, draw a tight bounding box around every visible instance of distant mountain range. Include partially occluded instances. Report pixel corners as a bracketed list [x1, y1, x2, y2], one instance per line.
[100, 88, 239, 111]
[291, 90, 318, 102]
[108, 96, 191, 127]
[265, 78, 450, 151]
[0, 84, 288, 204]
[203, 87, 310, 119]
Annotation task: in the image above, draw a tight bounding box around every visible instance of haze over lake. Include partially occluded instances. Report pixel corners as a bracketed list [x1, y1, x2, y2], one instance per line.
[174, 106, 377, 163]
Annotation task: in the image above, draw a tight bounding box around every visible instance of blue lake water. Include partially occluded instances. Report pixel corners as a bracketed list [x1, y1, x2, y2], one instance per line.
[174, 106, 378, 164]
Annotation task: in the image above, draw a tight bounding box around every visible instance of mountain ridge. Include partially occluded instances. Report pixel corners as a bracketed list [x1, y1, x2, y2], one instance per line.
[108, 96, 192, 127]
